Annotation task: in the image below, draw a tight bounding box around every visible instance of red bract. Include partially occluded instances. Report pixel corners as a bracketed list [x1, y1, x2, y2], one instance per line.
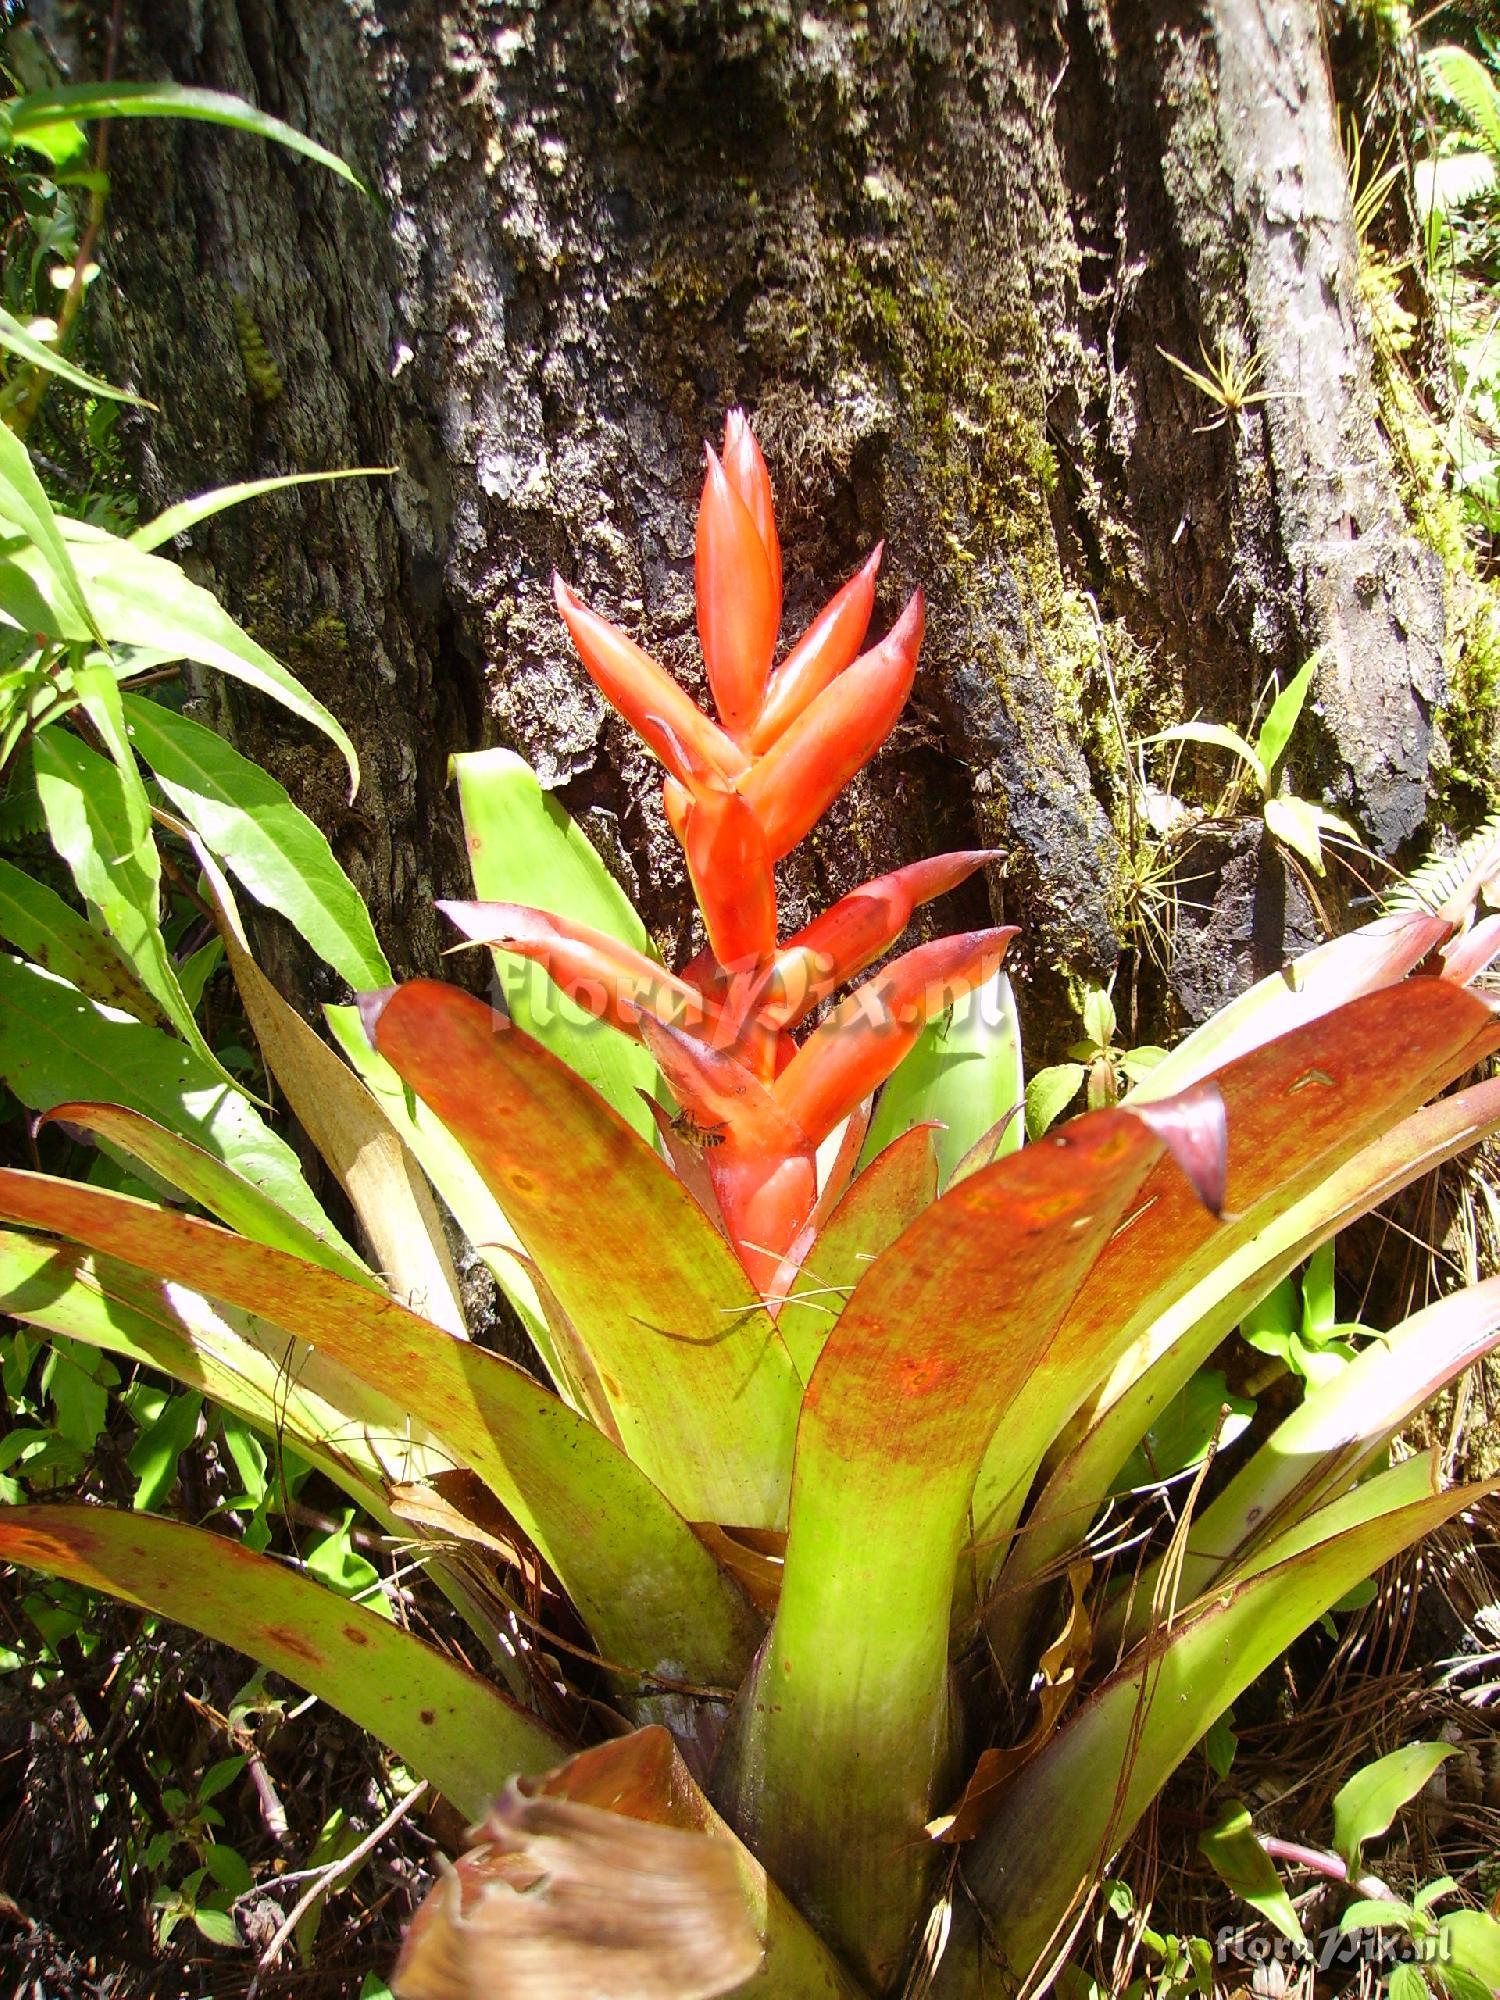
[484, 410, 1006, 1294]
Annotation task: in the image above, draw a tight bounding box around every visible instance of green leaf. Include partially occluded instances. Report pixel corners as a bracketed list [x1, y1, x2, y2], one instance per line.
[1264, 795, 1355, 876]
[1025, 1062, 1085, 1138]
[47, 1101, 375, 1287]
[121, 698, 389, 989]
[451, 748, 662, 1138]
[1425, 46, 1500, 162]
[1198, 1803, 1306, 1949]
[0, 1505, 558, 1818]
[1332, 1743, 1459, 1870]
[198, 1756, 246, 1805]
[126, 1390, 202, 1511]
[2, 84, 366, 193]
[16, 523, 359, 794]
[1440, 1911, 1500, 1995]
[1255, 655, 1319, 786]
[859, 968, 1023, 1188]
[0, 854, 160, 1021]
[1142, 721, 1268, 797]
[0, 1176, 763, 1690]
[131, 469, 392, 554]
[32, 728, 236, 1084]
[0, 955, 361, 1263]
[0, 415, 100, 643]
[939, 1487, 1491, 1992]
[1387, 1966, 1432, 2000]
[373, 980, 800, 1529]
[304, 1508, 392, 1620]
[1113, 1368, 1254, 1491]
[1203, 1711, 1237, 1778]
[721, 1108, 1173, 1988]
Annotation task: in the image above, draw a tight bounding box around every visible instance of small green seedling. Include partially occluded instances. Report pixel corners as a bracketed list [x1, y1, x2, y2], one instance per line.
[1026, 980, 1167, 1137]
[1241, 1239, 1371, 1390]
[1143, 656, 1357, 877]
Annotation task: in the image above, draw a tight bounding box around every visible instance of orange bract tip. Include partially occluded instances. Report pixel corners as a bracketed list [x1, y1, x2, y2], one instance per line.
[696, 446, 779, 739]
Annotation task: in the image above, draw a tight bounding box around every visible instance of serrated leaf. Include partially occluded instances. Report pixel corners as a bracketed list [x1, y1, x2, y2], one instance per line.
[122, 697, 388, 989]
[1332, 1743, 1459, 1870]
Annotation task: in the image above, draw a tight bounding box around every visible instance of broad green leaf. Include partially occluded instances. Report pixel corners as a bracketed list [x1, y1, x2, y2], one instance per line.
[974, 981, 1500, 1633]
[1, 84, 366, 193]
[0, 307, 145, 401]
[0, 415, 99, 641]
[372, 980, 800, 1528]
[933, 1487, 1490, 1997]
[1026, 1061, 1085, 1138]
[1441, 1911, 1500, 1995]
[0, 1505, 560, 1817]
[721, 1108, 1174, 1988]
[0, 853, 160, 1021]
[0, 954, 360, 1263]
[131, 469, 391, 553]
[858, 969, 1023, 1188]
[1113, 1368, 1254, 1491]
[1255, 655, 1319, 786]
[0, 1171, 762, 1688]
[1198, 1804, 1305, 1949]
[1332, 1744, 1459, 1871]
[1129, 910, 1450, 1103]
[14, 523, 359, 793]
[122, 697, 389, 989]
[43, 1102, 376, 1289]
[1143, 721, 1268, 796]
[1264, 794, 1355, 875]
[776, 1125, 939, 1383]
[1169, 1278, 1500, 1606]
[196, 858, 464, 1337]
[126, 1389, 202, 1511]
[33, 724, 247, 1090]
[451, 748, 661, 1138]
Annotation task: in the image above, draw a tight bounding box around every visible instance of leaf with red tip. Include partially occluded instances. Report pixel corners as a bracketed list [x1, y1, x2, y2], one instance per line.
[766, 850, 1001, 1031]
[679, 789, 778, 970]
[719, 1111, 1169, 1987]
[439, 901, 708, 1039]
[749, 546, 882, 754]
[0, 1505, 564, 1819]
[696, 447, 778, 738]
[0, 1169, 760, 1685]
[553, 576, 747, 786]
[721, 409, 781, 612]
[774, 927, 1017, 1147]
[1128, 1085, 1227, 1217]
[373, 982, 800, 1528]
[743, 592, 924, 859]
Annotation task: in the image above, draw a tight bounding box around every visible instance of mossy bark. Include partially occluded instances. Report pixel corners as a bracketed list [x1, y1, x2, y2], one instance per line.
[95, 0, 1436, 1055]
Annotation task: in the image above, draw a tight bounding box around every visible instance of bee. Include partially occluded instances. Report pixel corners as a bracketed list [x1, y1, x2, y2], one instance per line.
[669, 1108, 727, 1150]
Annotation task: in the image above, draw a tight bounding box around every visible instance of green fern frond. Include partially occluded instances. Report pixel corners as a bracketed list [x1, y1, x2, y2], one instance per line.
[1383, 810, 1500, 918]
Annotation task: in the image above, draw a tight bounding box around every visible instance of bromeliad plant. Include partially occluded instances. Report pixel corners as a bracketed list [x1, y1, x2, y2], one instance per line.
[3, 413, 1500, 1998]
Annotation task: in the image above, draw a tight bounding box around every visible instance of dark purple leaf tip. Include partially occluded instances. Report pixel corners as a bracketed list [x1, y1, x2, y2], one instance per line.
[1132, 1084, 1228, 1217]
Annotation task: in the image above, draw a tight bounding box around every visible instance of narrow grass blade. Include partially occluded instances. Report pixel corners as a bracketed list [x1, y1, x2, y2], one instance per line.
[131, 469, 390, 552]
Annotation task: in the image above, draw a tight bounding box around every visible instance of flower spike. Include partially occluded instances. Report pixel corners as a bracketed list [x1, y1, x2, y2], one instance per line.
[766, 849, 1002, 1030]
[680, 785, 779, 973]
[773, 926, 1018, 1147]
[744, 591, 924, 861]
[749, 544, 882, 754]
[722, 409, 782, 612]
[553, 574, 747, 788]
[696, 445, 780, 739]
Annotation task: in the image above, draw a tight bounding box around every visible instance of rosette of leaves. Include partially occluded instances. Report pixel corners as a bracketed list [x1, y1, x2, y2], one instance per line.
[2, 416, 1500, 1999]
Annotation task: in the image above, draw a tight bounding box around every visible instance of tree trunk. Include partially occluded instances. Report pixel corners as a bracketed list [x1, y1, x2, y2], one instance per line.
[84, 0, 1439, 1049]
